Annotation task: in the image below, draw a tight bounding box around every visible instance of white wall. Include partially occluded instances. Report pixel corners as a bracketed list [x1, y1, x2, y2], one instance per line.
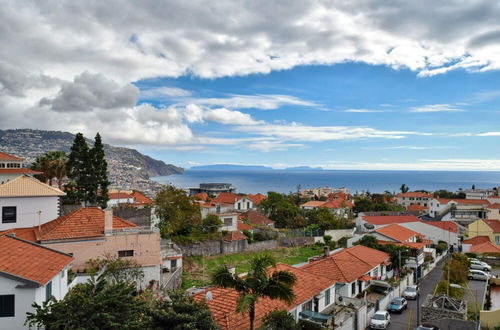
[108, 197, 134, 207]
[289, 284, 336, 321]
[235, 197, 253, 211]
[0, 196, 60, 231]
[0, 268, 68, 330]
[397, 222, 459, 245]
[218, 214, 238, 231]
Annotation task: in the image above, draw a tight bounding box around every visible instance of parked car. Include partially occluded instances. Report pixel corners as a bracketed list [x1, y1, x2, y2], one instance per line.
[404, 285, 419, 300]
[388, 297, 408, 313]
[370, 311, 391, 329]
[414, 325, 439, 330]
[468, 269, 491, 281]
[469, 260, 491, 272]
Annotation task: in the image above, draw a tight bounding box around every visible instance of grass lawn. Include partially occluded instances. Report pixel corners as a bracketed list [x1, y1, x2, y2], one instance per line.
[181, 245, 323, 289]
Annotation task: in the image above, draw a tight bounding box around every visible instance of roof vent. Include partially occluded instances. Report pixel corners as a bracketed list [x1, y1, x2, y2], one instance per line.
[205, 291, 213, 301]
[364, 223, 375, 230]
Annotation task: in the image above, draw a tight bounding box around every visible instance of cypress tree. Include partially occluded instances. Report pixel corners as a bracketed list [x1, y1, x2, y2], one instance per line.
[91, 133, 110, 208]
[66, 133, 92, 205]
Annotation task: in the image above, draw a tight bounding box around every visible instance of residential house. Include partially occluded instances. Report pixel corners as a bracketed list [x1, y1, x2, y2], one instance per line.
[212, 192, 254, 212]
[371, 224, 431, 280]
[396, 192, 433, 208]
[300, 199, 354, 218]
[0, 175, 65, 231]
[218, 212, 239, 232]
[189, 183, 236, 196]
[0, 152, 42, 184]
[107, 190, 153, 208]
[428, 198, 489, 223]
[397, 221, 460, 246]
[467, 219, 500, 245]
[462, 188, 496, 200]
[355, 213, 420, 232]
[2, 207, 163, 286]
[407, 204, 429, 216]
[238, 210, 274, 228]
[0, 234, 73, 330]
[247, 193, 267, 206]
[301, 245, 392, 300]
[194, 263, 337, 329]
[462, 236, 500, 254]
[486, 203, 500, 219]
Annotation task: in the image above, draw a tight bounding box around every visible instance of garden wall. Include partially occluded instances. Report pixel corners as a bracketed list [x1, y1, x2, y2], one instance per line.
[179, 239, 279, 256]
[113, 207, 152, 227]
[279, 236, 314, 247]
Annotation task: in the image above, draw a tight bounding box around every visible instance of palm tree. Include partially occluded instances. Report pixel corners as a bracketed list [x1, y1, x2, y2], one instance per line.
[30, 151, 68, 188]
[211, 255, 296, 330]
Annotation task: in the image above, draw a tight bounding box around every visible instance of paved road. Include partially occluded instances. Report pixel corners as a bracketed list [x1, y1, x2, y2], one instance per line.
[381, 258, 490, 330]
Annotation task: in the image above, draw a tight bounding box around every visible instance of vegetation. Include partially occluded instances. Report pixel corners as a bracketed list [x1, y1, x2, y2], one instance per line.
[30, 150, 68, 188]
[352, 197, 405, 213]
[211, 255, 296, 330]
[259, 310, 298, 330]
[400, 184, 409, 193]
[84, 255, 145, 286]
[182, 245, 321, 289]
[354, 235, 411, 269]
[202, 214, 223, 234]
[354, 235, 379, 249]
[154, 186, 202, 238]
[304, 207, 351, 230]
[261, 192, 306, 228]
[65, 132, 110, 207]
[26, 276, 218, 330]
[433, 189, 465, 199]
[435, 253, 470, 299]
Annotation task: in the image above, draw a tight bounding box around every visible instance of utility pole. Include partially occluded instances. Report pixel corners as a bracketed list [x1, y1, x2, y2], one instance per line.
[399, 249, 402, 296]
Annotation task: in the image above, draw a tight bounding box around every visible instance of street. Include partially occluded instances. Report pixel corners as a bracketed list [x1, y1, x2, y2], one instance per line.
[381, 257, 489, 330]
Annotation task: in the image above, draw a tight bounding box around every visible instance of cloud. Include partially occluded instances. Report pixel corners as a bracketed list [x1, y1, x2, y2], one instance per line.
[320, 159, 500, 171]
[39, 72, 139, 112]
[188, 94, 319, 110]
[139, 87, 192, 99]
[344, 109, 389, 113]
[410, 103, 465, 113]
[247, 141, 305, 152]
[363, 145, 457, 150]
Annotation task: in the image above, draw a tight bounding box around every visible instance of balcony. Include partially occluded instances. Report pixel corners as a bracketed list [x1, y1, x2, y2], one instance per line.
[405, 252, 424, 268]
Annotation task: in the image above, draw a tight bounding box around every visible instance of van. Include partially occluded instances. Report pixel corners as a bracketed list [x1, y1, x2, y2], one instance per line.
[468, 269, 490, 281]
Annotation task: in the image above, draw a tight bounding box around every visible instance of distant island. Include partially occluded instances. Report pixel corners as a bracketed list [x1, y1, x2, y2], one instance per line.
[189, 164, 324, 171]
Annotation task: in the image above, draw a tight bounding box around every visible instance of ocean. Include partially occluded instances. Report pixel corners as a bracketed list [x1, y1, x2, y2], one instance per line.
[153, 169, 500, 194]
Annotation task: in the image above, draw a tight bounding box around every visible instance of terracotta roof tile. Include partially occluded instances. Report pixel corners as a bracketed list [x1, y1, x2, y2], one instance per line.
[301, 199, 353, 209]
[420, 220, 458, 233]
[247, 193, 267, 205]
[362, 215, 419, 225]
[0, 168, 42, 175]
[462, 236, 491, 245]
[194, 192, 209, 201]
[375, 224, 419, 242]
[436, 198, 490, 205]
[131, 191, 153, 205]
[237, 221, 252, 231]
[222, 230, 247, 242]
[396, 192, 433, 198]
[0, 235, 72, 286]
[484, 219, 500, 233]
[238, 211, 274, 226]
[194, 263, 335, 330]
[407, 204, 428, 211]
[470, 241, 500, 254]
[0, 175, 65, 197]
[487, 203, 500, 209]
[0, 227, 37, 242]
[0, 152, 24, 161]
[212, 192, 244, 204]
[35, 207, 136, 241]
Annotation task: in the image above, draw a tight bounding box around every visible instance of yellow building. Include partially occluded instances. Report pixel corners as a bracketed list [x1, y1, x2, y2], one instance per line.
[468, 219, 500, 246]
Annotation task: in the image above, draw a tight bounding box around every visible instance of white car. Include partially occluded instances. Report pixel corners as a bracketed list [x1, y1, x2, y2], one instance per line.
[370, 311, 391, 329]
[404, 285, 419, 300]
[468, 269, 491, 281]
[469, 260, 491, 272]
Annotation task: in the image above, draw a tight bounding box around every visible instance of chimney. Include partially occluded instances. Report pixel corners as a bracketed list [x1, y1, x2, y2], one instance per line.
[104, 208, 113, 236]
[323, 245, 330, 258]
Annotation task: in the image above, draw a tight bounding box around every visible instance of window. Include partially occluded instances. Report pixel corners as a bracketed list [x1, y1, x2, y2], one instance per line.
[237, 203, 241, 210]
[302, 300, 312, 311]
[223, 218, 233, 226]
[351, 282, 356, 295]
[118, 250, 134, 257]
[247, 202, 250, 209]
[0, 295, 14, 317]
[2, 206, 16, 223]
[496, 235, 500, 245]
[45, 281, 52, 301]
[372, 268, 378, 277]
[171, 259, 177, 269]
[325, 289, 331, 306]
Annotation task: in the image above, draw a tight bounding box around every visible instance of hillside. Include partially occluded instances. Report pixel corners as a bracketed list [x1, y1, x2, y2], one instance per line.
[0, 129, 183, 194]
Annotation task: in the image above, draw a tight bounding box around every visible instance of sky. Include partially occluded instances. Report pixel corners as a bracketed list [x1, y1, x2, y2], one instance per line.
[2, 1, 500, 170]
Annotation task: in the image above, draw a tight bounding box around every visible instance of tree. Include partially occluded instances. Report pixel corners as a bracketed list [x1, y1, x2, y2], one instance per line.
[26, 275, 147, 330]
[30, 151, 68, 188]
[85, 255, 145, 286]
[259, 310, 298, 330]
[211, 255, 296, 330]
[154, 186, 201, 237]
[354, 235, 379, 249]
[66, 133, 93, 204]
[378, 244, 411, 270]
[400, 184, 409, 193]
[202, 214, 223, 234]
[148, 291, 219, 330]
[91, 133, 110, 208]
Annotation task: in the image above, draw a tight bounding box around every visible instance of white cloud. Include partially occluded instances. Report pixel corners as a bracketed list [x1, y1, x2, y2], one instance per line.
[344, 109, 389, 113]
[320, 159, 500, 171]
[140, 87, 192, 99]
[188, 94, 319, 110]
[363, 145, 458, 150]
[410, 104, 465, 113]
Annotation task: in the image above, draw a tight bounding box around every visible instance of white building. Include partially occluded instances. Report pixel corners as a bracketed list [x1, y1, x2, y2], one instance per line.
[428, 198, 489, 222]
[396, 192, 433, 208]
[0, 234, 73, 330]
[397, 221, 460, 246]
[217, 212, 239, 232]
[0, 175, 64, 231]
[0, 152, 42, 184]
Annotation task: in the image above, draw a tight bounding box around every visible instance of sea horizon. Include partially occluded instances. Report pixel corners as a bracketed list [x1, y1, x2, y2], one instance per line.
[153, 169, 500, 195]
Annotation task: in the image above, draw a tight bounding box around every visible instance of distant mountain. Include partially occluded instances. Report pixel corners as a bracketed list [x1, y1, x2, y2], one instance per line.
[0, 129, 183, 193]
[190, 164, 273, 171]
[189, 164, 324, 171]
[284, 166, 324, 171]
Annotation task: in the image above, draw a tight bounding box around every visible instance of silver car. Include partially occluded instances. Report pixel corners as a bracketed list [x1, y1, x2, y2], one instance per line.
[469, 260, 491, 272]
[468, 269, 491, 281]
[404, 285, 419, 300]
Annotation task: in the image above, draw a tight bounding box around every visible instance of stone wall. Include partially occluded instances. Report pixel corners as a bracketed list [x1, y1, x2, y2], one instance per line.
[421, 295, 467, 323]
[279, 236, 314, 247]
[113, 207, 152, 227]
[245, 240, 278, 252]
[179, 239, 280, 256]
[178, 240, 222, 257]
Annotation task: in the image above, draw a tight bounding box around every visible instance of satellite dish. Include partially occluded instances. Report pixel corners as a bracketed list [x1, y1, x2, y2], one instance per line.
[364, 223, 375, 230]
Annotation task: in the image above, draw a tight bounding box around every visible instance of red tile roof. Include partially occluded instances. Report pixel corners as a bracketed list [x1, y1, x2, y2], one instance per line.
[0, 235, 72, 286]
[194, 263, 335, 330]
[487, 203, 500, 209]
[377, 239, 431, 250]
[237, 221, 252, 231]
[462, 236, 491, 245]
[407, 204, 428, 211]
[222, 230, 247, 242]
[34, 207, 136, 241]
[194, 192, 209, 201]
[108, 192, 133, 200]
[0, 152, 24, 161]
[0, 168, 42, 175]
[301, 245, 390, 283]
[301, 199, 353, 209]
[0, 227, 38, 242]
[212, 192, 244, 204]
[238, 211, 274, 226]
[375, 224, 419, 242]
[484, 219, 500, 233]
[436, 198, 490, 205]
[397, 192, 433, 198]
[470, 241, 500, 254]
[362, 215, 419, 225]
[420, 220, 458, 233]
[131, 191, 153, 205]
[328, 192, 352, 201]
[247, 193, 267, 205]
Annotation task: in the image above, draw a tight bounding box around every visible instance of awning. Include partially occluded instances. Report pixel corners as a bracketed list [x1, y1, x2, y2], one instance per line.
[382, 261, 391, 266]
[358, 275, 373, 282]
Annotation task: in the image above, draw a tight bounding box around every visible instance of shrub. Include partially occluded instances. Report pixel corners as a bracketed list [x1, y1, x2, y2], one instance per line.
[259, 310, 298, 330]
